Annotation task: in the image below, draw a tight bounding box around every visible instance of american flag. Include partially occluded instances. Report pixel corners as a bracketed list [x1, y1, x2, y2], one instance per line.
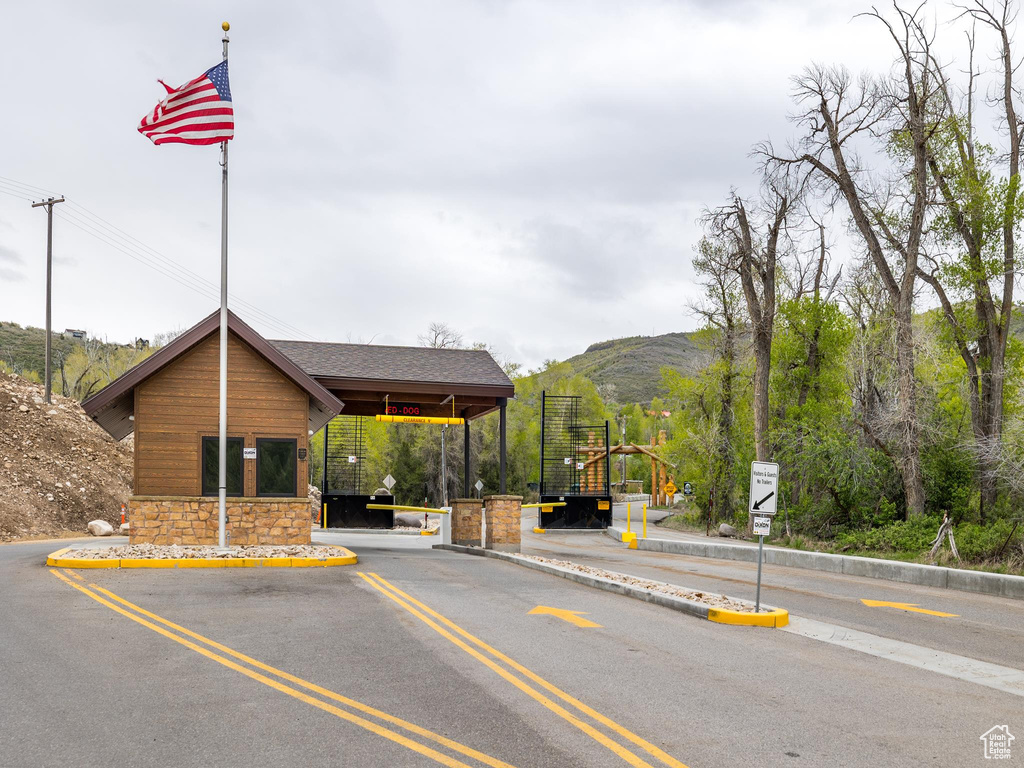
[138, 60, 234, 146]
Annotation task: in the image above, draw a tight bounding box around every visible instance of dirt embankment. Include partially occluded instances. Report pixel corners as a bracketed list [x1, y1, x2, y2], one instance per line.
[0, 373, 132, 541]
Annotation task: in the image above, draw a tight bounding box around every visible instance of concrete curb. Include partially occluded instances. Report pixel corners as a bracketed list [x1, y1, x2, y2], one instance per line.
[46, 546, 359, 569]
[531, 527, 606, 535]
[434, 543, 788, 628]
[322, 527, 424, 536]
[605, 528, 1024, 600]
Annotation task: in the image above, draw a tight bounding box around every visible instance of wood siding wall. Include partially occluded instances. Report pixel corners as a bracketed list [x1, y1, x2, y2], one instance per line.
[135, 332, 309, 496]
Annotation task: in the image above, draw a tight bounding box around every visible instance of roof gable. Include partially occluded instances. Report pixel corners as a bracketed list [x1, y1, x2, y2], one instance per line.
[82, 310, 343, 439]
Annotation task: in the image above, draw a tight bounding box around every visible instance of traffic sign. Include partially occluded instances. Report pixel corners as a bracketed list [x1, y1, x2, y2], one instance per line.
[474, 479, 484, 492]
[383, 474, 396, 491]
[682, 481, 694, 496]
[663, 481, 678, 496]
[752, 515, 771, 536]
[748, 461, 779, 515]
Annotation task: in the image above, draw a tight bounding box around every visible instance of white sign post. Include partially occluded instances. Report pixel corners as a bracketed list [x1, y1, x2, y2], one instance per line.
[748, 461, 779, 515]
[748, 461, 779, 613]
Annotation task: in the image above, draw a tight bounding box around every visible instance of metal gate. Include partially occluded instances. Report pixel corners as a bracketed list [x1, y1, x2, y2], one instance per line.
[321, 416, 393, 528]
[539, 392, 612, 528]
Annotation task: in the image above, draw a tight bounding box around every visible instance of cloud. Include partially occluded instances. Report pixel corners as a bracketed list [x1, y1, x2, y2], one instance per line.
[0, 0, 951, 367]
[0, 245, 22, 265]
[0, 246, 25, 282]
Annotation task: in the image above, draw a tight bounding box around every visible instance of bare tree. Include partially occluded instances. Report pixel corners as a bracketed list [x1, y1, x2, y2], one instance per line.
[765, 4, 947, 516]
[705, 186, 794, 461]
[418, 322, 464, 350]
[689, 236, 744, 523]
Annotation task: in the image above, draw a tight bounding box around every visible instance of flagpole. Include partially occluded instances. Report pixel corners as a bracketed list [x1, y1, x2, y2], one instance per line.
[217, 21, 230, 549]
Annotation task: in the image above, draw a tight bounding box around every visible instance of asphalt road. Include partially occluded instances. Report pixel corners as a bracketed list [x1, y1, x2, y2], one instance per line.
[520, 523, 1024, 670]
[1, 534, 1019, 767]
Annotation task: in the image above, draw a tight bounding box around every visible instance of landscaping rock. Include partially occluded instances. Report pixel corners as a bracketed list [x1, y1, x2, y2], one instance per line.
[88, 519, 114, 536]
[719, 523, 737, 537]
[119, 522, 130, 534]
[520, 554, 756, 612]
[61, 543, 353, 560]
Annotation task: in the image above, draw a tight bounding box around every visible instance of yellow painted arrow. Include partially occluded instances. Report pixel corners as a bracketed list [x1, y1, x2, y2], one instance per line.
[528, 605, 602, 628]
[861, 599, 959, 618]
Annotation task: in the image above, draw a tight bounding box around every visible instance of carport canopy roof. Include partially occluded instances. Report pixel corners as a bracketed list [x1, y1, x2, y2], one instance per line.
[268, 339, 514, 420]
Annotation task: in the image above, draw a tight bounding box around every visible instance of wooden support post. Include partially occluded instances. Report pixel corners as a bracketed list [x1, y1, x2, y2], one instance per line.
[650, 435, 657, 506]
[658, 430, 667, 507]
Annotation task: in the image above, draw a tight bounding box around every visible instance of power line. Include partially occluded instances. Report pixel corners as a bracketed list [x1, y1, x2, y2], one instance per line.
[0, 176, 320, 341]
[50, 207, 310, 342]
[0, 178, 317, 340]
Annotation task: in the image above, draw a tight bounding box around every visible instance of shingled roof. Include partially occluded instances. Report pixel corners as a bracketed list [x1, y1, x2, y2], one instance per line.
[269, 340, 514, 392]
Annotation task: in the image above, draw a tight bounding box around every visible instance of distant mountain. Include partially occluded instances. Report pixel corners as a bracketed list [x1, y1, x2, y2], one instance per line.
[560, 331, 705, 405]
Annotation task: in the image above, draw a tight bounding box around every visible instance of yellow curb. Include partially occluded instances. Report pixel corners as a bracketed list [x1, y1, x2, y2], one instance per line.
[46, 547, 359, 569]
[176, 558, 234, 568]
[45, 547, 71, 563]
[533, 527, 546, 534]
[118, 558, 178, 569]
[419, 529, 438, 536]
[47, 556, 121, 568]
[622, 532, 637, 544]
[707, 607, 789, 628]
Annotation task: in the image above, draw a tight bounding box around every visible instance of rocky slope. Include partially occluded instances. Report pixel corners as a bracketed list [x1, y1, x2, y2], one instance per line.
[0, 373, 131, 541]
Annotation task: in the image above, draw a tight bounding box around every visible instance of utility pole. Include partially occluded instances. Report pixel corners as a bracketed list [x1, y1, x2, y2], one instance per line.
[31, 196, 65, 404]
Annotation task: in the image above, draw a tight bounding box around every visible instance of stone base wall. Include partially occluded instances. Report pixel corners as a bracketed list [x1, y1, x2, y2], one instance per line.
[484, 495, 522, 553]
[128, 496, 312, 546]
[452, 498, 483, 546]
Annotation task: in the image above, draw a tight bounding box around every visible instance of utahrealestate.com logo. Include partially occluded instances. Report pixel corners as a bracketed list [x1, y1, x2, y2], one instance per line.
[980, 725, 1014, 760]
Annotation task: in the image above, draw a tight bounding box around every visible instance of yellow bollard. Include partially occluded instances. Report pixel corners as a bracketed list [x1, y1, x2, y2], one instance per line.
[643, 503, 647, 539]
[627, 502, 632, 534]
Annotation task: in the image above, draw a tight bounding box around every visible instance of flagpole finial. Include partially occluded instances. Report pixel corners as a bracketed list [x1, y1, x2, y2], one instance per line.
[222, 21, 230, 32]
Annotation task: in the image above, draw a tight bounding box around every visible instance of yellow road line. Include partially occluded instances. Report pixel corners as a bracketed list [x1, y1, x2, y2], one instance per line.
[86, 582, 514, 768]
[47, 571, 495, 768]
[360, 573, 680, 768]
[62, 569, 84, 581]
[366, 573, 688, 768]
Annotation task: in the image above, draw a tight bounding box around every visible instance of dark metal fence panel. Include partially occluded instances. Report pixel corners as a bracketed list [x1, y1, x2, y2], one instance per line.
[540, 392, 581, 496]
[571, 423, 609, 497]
[323, 415, 365, 494]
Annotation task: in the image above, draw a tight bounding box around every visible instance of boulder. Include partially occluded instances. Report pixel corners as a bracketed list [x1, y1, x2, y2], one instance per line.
[395, 512, 426, 528]
[119, 522, 130, 534]
[718, 523, 737, 538]
[88, 519, 115, 536]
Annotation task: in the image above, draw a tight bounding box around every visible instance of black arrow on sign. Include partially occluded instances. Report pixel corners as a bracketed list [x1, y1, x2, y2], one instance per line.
[752, 491, 775, 511]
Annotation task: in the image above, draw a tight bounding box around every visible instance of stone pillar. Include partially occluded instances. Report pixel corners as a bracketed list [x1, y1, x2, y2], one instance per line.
[484, 495, 522, 553]
[451, 498, 483, 547]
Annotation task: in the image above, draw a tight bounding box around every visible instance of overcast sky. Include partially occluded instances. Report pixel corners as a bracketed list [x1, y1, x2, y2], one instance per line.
[0, 1, 936, 369]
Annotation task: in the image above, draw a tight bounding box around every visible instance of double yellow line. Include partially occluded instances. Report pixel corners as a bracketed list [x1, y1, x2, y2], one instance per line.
[48, 570, 513, 768]
[359, 572, 688, 768]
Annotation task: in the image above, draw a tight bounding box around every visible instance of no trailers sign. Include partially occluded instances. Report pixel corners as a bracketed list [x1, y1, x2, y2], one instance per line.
[748, 461, 779, 516]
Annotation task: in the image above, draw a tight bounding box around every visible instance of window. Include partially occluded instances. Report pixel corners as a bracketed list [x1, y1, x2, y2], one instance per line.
[201, 437, 244, 496]
[257, 438, 297, 497]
